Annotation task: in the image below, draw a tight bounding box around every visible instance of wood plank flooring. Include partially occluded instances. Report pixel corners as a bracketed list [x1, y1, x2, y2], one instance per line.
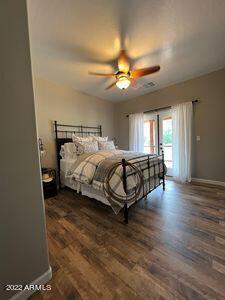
[30, 180, 225, 300]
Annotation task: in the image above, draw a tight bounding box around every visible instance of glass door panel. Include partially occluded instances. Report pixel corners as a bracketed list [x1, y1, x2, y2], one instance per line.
[144, 110, 173, 176]
[144, 115, 158, 154]
[159, 112, 173, 176]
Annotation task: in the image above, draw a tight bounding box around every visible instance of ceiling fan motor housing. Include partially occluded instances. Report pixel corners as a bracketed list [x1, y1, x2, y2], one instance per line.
[116, 71, 131, 79]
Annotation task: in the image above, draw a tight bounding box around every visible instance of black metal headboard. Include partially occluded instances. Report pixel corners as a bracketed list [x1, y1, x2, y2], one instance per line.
[54, 120, 102, 188]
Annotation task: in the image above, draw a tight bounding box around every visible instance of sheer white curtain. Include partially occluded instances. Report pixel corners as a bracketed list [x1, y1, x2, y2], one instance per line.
[129, 113, 144, 152]
[172, 102, 193, 182]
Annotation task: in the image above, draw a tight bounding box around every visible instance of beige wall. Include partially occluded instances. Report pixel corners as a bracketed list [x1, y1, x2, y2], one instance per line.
[115, 68, 225, 182]
[33, 67, 225, 182]
[34, 78, 115, 168]
[0, 1, 50, 299]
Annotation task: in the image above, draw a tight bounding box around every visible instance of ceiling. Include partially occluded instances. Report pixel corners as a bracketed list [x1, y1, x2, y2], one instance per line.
[27, 0, 225, 102]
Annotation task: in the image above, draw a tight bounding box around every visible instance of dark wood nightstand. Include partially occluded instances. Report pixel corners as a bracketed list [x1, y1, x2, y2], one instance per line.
[41, 168, 57, 199]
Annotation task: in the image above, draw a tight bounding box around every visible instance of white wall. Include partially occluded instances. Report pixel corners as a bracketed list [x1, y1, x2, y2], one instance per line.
[0, 1, 50, 299]
[34, 78, 115, 168]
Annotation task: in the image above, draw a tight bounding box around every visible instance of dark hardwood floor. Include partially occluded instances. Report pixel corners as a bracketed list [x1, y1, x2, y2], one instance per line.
[30, 180, 225, 300]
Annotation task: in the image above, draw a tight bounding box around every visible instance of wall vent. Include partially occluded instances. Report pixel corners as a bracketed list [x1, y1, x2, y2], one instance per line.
[143, 82, 155, 88]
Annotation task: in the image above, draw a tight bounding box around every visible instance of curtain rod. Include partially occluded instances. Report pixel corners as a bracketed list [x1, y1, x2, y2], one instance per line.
[126, 99, 199, 117]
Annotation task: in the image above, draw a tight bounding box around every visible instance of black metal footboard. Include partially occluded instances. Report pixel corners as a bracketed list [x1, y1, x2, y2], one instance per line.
[122, 145, 165, 224]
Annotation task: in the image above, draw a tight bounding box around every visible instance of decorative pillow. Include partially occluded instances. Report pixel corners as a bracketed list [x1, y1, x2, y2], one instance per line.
[72, 133, 92, 143]
[60, 145, 65, 158]
[74, 140, 99, 154]
[63, 142, 77, 159]
[98, 140, 115, 150]
[91, 135, 108, 142]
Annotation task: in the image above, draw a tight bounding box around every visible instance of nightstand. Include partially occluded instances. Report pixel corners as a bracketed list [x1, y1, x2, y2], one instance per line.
[41, 168, 57, 199]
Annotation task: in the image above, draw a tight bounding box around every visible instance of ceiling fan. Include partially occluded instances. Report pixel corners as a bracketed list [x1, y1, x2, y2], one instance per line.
[88, 49, 160, 90]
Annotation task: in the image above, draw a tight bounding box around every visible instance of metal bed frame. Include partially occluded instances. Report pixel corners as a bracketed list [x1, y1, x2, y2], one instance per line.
[121, 151, 165, 224]
[54, 121, 165, 224]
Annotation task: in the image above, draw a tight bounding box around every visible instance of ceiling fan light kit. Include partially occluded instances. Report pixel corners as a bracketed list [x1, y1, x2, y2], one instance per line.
[116, 74, 131, 90]
[89, 50, 160, 91]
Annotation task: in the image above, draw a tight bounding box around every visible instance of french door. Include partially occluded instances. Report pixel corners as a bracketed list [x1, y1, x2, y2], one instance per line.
[144, 110, 173, 176]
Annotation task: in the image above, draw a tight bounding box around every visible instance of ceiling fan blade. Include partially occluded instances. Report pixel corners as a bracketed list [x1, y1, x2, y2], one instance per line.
[89, 71, 115, 77]
[105, 81, 117, 90]
[118, 50, 130, 73]
[130, 65, 160, 78]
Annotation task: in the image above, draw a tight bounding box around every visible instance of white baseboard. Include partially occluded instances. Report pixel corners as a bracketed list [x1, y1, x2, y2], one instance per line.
[10, 266, 52, 300]
[191, 178, 225, 187]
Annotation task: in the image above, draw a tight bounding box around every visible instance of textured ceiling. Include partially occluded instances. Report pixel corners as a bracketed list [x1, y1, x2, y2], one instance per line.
[27, 0, 225, 102]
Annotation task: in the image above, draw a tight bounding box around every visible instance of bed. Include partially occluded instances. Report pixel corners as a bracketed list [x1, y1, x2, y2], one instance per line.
[54, 121, 166, 223]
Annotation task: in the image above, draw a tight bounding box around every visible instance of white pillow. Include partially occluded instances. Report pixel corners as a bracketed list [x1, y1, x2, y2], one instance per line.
[63, 142, 77, 159]
[91, 135, 108, 142]
[98, 140, 115, 150]
[72, 133, 92, 143]
[74, 140, 99, 154]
